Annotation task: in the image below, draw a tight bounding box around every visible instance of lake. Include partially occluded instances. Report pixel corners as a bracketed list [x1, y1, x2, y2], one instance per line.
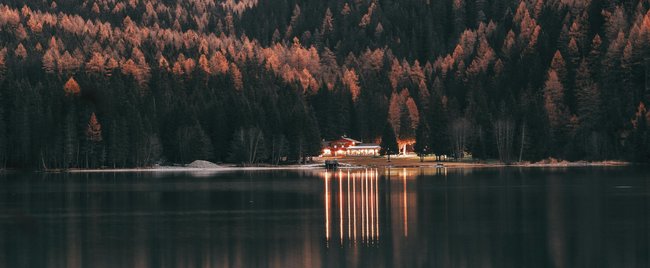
[1, 167, 648, 267]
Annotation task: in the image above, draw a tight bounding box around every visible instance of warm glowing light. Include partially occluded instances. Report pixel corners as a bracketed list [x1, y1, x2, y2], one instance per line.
[361, 170, 365, 241]
[370, 169, 374, 239]
[375, 169, 379, 239]
[353, 172, 357, 240]
[325, 171, 330, 242]
[323, 169, 381, 245]
[339, 170, 343, 244]
[403, 168, 408, 237]
[363, 171, 370, 240]
[347, 170, 351, 241]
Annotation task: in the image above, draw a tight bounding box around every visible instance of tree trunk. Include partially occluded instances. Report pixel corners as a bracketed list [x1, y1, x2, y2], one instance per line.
[40, 151, 48, 171]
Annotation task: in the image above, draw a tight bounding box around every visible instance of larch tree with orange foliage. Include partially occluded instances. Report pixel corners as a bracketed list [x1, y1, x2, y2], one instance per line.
[230, 63, 243, 90]
[0, 0, 649, 168]
[86, 113, 102, 143]
[342, 68, 360, 101]
[84, 112, 103, 168]
[543, 69, 570, 152]
[0, 48, 6, 78]
[63, 77, 80, 96]
[14, 43, 27, 59]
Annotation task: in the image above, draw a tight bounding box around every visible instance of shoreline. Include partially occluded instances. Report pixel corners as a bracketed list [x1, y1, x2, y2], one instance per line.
[63, 164, 324, 173]
[0, 157, 632, 173]
[328, 156, 631, 169]
[53, 159, 631, 173]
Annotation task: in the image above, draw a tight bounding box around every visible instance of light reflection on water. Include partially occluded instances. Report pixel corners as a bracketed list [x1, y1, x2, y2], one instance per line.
[322, 168, 453, 249]
[323, 169, 382, 246]
[0, 167, 649, 267]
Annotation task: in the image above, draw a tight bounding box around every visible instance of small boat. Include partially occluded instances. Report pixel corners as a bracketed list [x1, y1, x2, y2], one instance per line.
[435, 163, 445, 168]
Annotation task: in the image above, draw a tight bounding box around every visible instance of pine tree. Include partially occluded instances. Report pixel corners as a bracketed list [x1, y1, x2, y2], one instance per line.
[587, 35, 602, 77]
[62, 105, 77, 168]
[575, 59, 600, 131]
[0, 103, 6, 168]
[600, 30, 627, 147]
[107, 117, 128, 167]
[414, 120, 431, 162]
[303, 111, 322, 161]
[0, 0, 648, 167]
[321, 8, 334, 36]
[188, 122, 214, 162]
[379, 122, 398, 162]
[12, 81, 32, 166]
[630, 102, 650, 162]
[429, 92, 449, 161]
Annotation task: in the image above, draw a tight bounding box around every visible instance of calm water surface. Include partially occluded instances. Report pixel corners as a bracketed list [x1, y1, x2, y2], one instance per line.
[1, 167, 649, 267]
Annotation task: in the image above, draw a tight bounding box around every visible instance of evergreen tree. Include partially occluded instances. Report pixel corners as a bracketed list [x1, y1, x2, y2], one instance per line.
[413, 120, 431, 162]
[303, 111, 322, 161]
[107, 117, 128, 167]
[188, 122, 214, 162]
[379, 122, 398, 162]
[630, 102, 650, 162]
[429, 92, 450, 161]
[0, 0, 648, 166]
[62, 104, 78, 168]
[0, 103, 6, 168]
[576, 60, 601, 121]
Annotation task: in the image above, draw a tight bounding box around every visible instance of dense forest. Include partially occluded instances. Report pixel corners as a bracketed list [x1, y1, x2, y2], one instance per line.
[0, 0, 649, 168]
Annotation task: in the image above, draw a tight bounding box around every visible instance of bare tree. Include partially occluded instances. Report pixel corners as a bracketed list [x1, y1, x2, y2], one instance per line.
[270, 134, 287, 165]
[493, 118, 515, 163]
[229, 127, 266, 165]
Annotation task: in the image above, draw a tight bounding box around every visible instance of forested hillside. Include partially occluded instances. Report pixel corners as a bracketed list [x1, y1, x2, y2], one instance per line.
[0, 0, 649, 168]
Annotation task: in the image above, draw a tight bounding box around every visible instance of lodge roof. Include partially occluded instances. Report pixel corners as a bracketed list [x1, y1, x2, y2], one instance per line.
[339, 136, 362, 143]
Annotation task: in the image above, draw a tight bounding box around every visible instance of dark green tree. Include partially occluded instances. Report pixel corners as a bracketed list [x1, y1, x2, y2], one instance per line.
[414, 120, 431, 162]
[0, 101, 6, 168]
[429, 92, 450, 161]
[630, 103, 650, 162]
[380, 122, 399, 162]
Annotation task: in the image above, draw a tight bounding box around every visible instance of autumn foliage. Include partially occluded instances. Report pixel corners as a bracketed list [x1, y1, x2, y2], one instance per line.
[1, 0, 650, 168]
[63, 77, 80, 96]
[86, 113, 102, 143]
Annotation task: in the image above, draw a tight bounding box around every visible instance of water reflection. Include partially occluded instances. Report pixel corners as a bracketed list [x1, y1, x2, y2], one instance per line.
[323, 169, 383, 245]
[0, 168, 648, 267]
